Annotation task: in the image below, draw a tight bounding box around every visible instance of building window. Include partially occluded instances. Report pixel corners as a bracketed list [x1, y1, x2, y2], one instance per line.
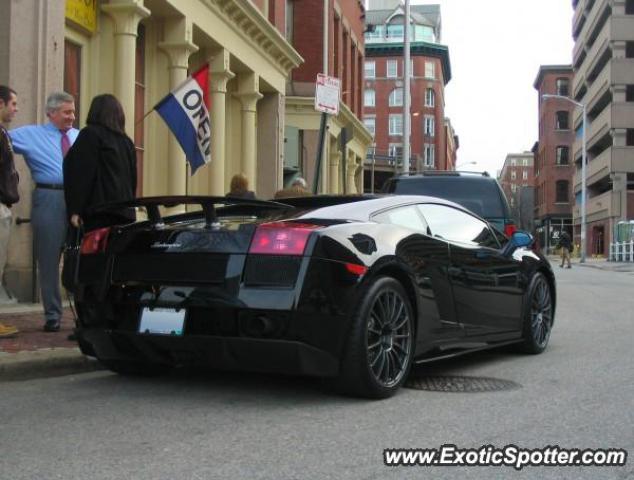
[523, 170, 528, 180]
[556, 78, 569, 96]
[363, 117, 376, 136]
[386, 23, 404, 40]
[425, 61, 435, 79]
[389, 114, 403, 135]
[556, 111, 569, 130]
[627, 42, 634, 58]
[424, 115, 435, 136]
[626, 0, 634, 14]
[556, 180, 569, 203]
[627, 129, 634, 146]
[389, 88, 403, 106]
[424, 143, 435, 167]
[511, 171, 517, 180]
[523, 158, 529, 166]
[511, 184, 517, 193]
[626, 85, 634, 102]
[364, 61, 375, 79]
[510, 158, 516, 166]
[387, 59, 398, 78]
[388, 143, 403, 160]
[556, 146, 569, 165]
[285, 0, 294, 42]
[425, 88, 435, 107]
[364, 89, 375, 107]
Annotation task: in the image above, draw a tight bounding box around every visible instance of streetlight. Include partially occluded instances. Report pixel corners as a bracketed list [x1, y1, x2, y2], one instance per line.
[541, 93, 587, 263]
[456, 161, 477, 170]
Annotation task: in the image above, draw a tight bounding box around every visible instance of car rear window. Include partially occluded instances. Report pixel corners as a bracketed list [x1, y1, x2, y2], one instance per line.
[384, 177, 507, 218]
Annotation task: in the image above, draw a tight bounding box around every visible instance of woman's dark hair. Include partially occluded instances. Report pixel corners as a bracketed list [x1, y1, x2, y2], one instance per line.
[86, 94, 126, 134]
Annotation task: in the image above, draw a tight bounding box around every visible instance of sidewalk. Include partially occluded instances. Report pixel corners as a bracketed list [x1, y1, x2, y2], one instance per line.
[547, 255, 634, 273]
[0, 304, 102, 381]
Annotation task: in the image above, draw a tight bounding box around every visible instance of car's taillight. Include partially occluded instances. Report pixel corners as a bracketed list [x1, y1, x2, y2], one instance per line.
[80, 227, 111, 255]
[249, 222, 320, 255]
[504, 223, 517, 237]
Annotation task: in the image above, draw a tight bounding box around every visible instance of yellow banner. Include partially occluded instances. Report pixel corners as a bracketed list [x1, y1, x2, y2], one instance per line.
[65, 0, 98, 34]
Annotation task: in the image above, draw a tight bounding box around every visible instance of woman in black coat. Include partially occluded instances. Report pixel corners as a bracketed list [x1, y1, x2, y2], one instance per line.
[64, 94, 137, 231]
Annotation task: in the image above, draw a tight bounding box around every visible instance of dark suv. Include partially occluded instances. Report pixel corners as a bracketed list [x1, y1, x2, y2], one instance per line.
[382, 171, 517, 236]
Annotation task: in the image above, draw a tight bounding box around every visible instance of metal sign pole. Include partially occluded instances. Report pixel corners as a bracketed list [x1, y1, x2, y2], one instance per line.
[313, 112, 328, 194]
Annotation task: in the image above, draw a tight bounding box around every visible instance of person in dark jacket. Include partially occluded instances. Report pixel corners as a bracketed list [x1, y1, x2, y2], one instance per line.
[557, 230, 572, 268]
[64, 94, 137, 231]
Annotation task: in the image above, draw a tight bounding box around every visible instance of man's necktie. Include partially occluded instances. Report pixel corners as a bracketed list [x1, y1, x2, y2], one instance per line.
[60, 130, 71, 157]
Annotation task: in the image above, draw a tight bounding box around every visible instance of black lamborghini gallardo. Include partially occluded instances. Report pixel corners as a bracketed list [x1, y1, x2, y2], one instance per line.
[69, 195, 555, 398]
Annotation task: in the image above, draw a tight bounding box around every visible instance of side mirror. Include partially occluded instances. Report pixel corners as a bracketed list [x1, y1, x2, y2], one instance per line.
[511, 231, 533, 248]
[503, 231, 534, 256]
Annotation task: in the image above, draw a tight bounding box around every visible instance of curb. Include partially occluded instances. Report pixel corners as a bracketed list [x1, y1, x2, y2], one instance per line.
[0, 348, 104, 381]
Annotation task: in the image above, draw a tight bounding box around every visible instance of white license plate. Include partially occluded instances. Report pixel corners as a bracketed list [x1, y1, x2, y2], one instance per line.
[138, 307, 185, 336]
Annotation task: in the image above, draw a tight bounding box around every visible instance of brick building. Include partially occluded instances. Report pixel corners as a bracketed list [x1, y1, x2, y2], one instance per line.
[571, 0, 634, 256]
[285, 0, 372, 194]
[498, 152, 535, 230]
[534, 65, 576, 254]
[362, 2, 453, 192]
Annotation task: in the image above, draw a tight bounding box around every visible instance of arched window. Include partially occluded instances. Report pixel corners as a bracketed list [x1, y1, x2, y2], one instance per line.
[556, 180, 569, 203]
[389, 88, 403, 106]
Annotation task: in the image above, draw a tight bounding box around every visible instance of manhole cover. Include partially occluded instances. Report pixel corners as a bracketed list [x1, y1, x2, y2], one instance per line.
[405, 375, 521, 393]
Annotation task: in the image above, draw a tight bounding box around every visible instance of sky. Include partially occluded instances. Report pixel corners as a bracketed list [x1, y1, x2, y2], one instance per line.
[389, 0, 575, 175]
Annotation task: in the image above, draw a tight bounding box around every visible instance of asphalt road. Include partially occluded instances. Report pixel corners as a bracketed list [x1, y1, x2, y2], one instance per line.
[1, 265, 633, 480]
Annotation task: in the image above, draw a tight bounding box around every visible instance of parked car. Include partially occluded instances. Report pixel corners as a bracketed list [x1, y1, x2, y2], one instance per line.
[70, 195, 555, 398]
[382, 171, 517, 236]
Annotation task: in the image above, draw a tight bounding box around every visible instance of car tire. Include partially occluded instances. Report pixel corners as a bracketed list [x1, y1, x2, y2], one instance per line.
[100, 358, 169, 377]
[519, 272, 554, 354]
[336, 276, 414, 399]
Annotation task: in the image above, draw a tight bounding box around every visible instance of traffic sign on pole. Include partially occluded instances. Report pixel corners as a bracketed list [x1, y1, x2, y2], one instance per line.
[315, 74, 340, 115]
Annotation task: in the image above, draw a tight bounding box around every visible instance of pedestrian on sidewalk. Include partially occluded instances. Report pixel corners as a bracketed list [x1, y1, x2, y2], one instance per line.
[557, 230, 572, 269]
[64, 94, 137, 232]
[0, 85, 20, 337]
[9, 92, 79, 332]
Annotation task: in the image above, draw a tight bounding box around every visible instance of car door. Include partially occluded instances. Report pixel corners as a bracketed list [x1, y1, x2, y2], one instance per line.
[417, 203, 524, 337]
[371, 205, 460, 345]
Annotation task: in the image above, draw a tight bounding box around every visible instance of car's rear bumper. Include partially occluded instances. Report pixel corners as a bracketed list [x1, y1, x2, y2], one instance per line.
[79, 328, 340, 377]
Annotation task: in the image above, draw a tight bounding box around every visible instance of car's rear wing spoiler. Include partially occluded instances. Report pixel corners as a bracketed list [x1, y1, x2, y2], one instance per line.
[90, 196, 290, 229]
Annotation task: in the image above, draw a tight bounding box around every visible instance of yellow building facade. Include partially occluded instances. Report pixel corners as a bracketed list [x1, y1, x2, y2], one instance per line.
[2, 0, 303, 301]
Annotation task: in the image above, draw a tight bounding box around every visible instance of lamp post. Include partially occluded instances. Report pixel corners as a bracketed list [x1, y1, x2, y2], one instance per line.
[541, 93, 587, 263]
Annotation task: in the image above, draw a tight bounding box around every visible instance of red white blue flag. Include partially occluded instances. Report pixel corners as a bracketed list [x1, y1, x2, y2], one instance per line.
[154, 64, 211, 174]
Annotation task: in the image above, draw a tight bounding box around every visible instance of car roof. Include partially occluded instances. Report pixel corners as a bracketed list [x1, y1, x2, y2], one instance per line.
[292, 194, 469, 222]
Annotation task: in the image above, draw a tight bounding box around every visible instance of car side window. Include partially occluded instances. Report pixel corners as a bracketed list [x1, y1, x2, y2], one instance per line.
[372, 205, 430, 234]
[417, 204, 499, 249]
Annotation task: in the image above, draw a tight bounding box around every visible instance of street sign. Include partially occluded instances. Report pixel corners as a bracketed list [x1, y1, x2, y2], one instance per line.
[315, 74, 341, 115]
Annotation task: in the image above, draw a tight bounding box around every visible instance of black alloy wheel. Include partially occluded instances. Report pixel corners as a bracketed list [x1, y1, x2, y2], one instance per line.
[337, 276, 414, 399]
[520, 273, 553, 354]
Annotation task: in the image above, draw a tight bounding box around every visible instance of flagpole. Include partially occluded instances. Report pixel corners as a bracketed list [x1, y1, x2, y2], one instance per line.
[135, 108, 154, 126]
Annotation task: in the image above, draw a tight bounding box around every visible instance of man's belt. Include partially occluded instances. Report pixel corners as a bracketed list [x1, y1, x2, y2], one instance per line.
[35, 183, 64, 190]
